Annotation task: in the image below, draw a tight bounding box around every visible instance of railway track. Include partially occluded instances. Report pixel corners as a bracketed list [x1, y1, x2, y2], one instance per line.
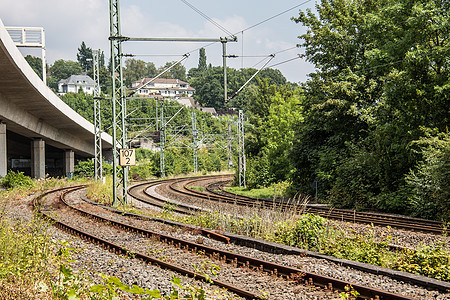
[198, 177, 450, 236]
[33, 185, 419, 299]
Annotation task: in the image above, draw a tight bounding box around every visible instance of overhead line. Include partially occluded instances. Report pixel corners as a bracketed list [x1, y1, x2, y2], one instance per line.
[239, 0, 313, 34]
[185, 1, 311, 66]
[267, 55, 302, 68]
[180, 0, 235, 37]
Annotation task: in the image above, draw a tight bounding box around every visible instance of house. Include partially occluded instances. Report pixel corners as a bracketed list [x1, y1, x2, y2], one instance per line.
[130, 78, 195, 98]
[176, 97, 199, 108]
[199, 107, 218, 116]
[58, 74, 95, 95]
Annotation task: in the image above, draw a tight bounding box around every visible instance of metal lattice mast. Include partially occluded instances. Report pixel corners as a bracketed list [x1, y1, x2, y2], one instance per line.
[227, 120, 232, 170]
[238, 110, 246, 188]
[191, 111, 198, 174]
[109, 0, 127, 205]
[159, 99, 166, 177]
[93, 49, 103, 182]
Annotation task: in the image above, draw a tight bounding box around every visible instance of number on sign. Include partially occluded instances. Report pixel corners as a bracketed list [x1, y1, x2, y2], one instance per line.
[119, 149, 136, 166]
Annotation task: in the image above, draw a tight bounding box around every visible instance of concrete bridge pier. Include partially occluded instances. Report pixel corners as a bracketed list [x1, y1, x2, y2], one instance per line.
[31, 139, 45, 179]
[0, 123, 6, 177]
[64, 149, 74, 178]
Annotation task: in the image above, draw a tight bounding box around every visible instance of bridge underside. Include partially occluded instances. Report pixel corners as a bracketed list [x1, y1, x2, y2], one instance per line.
[0, 18, 113, 179]
[6, 130, 86, 178]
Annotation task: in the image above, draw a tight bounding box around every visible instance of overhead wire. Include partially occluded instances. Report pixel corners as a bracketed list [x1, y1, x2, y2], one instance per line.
[267, 55, 302, 68]
[180, 0, 235, 37]
[184, 1, 311, 56]
[239, 0, 313, 34]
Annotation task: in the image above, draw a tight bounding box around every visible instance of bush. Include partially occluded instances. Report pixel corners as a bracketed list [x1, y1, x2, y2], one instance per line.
[406, 130, 450, 220]
[74, 160, 95, 178]
[274, 213, 327, 251]
[0, 171, 34, 189]
[130, 161, 155, 180]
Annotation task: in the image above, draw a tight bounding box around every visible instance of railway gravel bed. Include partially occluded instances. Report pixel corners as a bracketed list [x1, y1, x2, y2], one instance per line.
[150, 178, 450, 252]
[79, 188, 449, 299]
[46, 189, 343, 299]
[4, 183, 450, 299]
[133, 179, 450, 299]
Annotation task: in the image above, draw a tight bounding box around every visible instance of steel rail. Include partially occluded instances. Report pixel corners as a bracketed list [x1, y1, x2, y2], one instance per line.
[34, 186, 262, 300]
[205, 180, 449, 235]
[43, 186, 413, 300]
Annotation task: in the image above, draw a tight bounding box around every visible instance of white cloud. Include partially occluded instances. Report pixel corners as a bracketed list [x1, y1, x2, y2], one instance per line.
[0, 0, 315, 82]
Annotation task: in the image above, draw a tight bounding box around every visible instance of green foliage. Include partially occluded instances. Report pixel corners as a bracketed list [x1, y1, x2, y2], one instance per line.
[130, 162, 156, 180]
[86, 176, 114, 205]
[289, 0, 450, 217]
[393, 243, 450, 281]
[180, 208, 450, 282]
[197, 48, 207, 73]
[0, 215, 60, 298]
[244, 80, 303, 188]
[339, 285, 360, 300]
[243, 153, 273, 189]
[274, 213, 327, 251]
[226, 181, 290, 199]
[60, 92, 95, 122]
[158, 61, 187, 81]
[0, 170, 34, 189]
[77, 41, 93, 72]
[74, 160, 95, 178]
[123, 58, 158, 87]
[24, 55, 44, 80]
[406, 130, 450, 220]
[192, 260, 220, 284]
[47, 59, 82, 90]
[189, 66, 289, 111]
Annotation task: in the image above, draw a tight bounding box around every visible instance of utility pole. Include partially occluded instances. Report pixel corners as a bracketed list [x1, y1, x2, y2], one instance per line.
[227, 120, 232, 170]
[109, 0, 127, 205]
[108, 1, 237, 190]
[93, 49, 103, 182]
[191, 112, 198, 174]
[222, 39, 228, 102]
[159, 99, 165, 178]
[238, 110, 246, 188]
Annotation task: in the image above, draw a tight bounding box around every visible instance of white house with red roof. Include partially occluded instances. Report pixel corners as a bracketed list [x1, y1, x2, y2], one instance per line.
[130, 78, 195, 98]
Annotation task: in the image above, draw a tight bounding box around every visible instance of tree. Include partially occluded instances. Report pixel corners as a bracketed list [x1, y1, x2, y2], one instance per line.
[406, 130, 450, 220]
[77, 41, 93, 72]
[240, 79, 304, 188]
[124, 59, 148, 87]
[289, 0, 449, 216]
[146, 62, 158, 78]
[24, 55, 43, 80]
[47, 59, 82, 90]
[198, 48, 207, 73]
[158, 61, 187, 81]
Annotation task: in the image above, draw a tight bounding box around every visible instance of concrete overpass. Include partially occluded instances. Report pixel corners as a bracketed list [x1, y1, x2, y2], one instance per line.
[0, 18, 112, 178]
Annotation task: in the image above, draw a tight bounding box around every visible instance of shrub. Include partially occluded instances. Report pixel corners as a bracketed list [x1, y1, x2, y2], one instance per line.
[0, 171, 34, 189]
[406, 130, 450, 220]
[74, 160, 95, 178]
[274, 213, 327, 251]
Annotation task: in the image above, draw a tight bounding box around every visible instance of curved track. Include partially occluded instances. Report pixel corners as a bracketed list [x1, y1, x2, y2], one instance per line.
[201, 178, 450, 236]
[34, 185, 419, 299]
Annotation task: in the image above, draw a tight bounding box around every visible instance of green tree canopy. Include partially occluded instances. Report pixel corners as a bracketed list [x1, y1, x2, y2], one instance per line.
[24, 55, 43, 80]
[47, 59, 82, 90]
[290, 0, 449, 218]
[157, 61, 187, 81]
[77, 41, 93, 72]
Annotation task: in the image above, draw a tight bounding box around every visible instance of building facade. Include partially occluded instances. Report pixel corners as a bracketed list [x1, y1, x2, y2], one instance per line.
[58, 74, 96, 95]
[130, 78, 195, 98]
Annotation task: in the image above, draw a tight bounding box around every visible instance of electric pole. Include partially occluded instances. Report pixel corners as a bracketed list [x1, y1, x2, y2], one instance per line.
[93, 49, 103, 182]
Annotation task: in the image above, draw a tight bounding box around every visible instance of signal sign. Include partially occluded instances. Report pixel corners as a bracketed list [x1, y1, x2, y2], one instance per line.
[119, 149, 136, 166]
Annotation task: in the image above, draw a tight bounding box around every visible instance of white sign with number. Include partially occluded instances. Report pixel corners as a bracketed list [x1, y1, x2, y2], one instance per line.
[119, 149, 136, 166]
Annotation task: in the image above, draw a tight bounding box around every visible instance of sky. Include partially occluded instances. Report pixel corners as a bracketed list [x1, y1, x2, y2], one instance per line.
[0, 0, 318, 83]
